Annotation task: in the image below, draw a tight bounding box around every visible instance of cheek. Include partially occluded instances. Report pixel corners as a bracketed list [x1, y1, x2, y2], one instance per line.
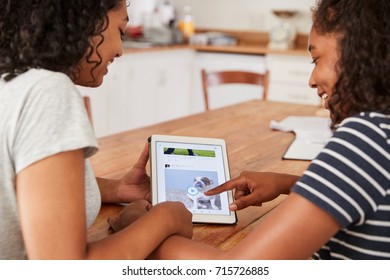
[323, 67, 338, 94]
[315, 65, 336, 91]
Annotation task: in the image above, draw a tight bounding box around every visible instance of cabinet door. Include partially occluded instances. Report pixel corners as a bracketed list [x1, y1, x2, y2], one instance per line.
[151, 50, 194, 123]
[266, 54, 319, 105]
[192, 52, 266, 113]
[126, 49, 194, 125]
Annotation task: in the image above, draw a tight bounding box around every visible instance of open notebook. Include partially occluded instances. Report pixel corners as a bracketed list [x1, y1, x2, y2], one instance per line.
[270, 116, 333, 160]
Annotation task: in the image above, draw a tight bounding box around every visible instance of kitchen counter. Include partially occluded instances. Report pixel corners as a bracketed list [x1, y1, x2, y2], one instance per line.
[123, 29, 309, 57]
[193, 44, 308, 56]
[123, 43, 308, 56]
[123, 43, 189, 54]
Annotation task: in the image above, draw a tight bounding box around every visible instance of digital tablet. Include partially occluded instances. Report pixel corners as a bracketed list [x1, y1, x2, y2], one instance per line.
[148, 134, 237, 224]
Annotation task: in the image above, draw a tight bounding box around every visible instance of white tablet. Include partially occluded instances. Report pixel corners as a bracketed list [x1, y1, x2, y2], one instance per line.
[148, 134, 237, 224]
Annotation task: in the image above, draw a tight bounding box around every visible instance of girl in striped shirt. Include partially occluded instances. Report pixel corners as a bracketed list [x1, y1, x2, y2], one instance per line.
[152, 0, 390, 259]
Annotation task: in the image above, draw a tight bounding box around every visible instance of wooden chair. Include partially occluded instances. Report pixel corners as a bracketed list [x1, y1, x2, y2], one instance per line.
[83, 96, 93, 126]
[201, 69, 269, 111]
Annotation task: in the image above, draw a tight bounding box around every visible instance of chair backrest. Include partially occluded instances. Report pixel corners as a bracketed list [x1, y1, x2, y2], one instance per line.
[201, 69, 269, 111]
[83, 96, 93, 126]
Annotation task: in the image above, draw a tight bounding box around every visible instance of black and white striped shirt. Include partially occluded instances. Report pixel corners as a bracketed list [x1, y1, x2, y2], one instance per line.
[292, 112, 390, 259]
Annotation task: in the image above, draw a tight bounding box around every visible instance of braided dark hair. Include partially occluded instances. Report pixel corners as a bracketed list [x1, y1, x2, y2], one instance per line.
[0, 0, 122, 82]
[312, 0, 390, 127]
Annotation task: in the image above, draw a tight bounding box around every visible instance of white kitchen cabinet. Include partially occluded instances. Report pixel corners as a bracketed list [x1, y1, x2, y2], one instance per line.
[191, 52, 267, 113]
[131, 49, 194, 124]
[78, 49, 194, 137]
[266, 54, 319, 105]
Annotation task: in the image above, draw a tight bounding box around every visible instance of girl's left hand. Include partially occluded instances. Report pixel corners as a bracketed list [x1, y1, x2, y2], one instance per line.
[117, 143, 151, 202]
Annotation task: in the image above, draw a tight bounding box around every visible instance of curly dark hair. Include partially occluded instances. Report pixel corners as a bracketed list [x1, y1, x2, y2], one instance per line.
[0, 0, 124, 82]
[312, 0, 390, 128]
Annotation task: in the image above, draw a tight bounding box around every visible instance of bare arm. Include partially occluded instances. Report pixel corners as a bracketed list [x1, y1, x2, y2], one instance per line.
[17, 149, 192, 259]
[153, 193, 340, 260]
[223, 193, 340, 259]
[87, 200, 193, 259]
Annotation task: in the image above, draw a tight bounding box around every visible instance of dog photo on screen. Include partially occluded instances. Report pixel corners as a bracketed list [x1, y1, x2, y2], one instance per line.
[164, 169, 221, 211]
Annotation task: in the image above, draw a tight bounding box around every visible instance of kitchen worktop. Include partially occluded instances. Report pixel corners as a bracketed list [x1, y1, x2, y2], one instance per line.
[123, 29, 309, 56]
[123, 43, 308, 56]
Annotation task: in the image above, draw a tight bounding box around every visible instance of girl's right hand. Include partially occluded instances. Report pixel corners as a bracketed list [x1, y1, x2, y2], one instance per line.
[107, 199, 152, 232]
[205, 172, 300, 211]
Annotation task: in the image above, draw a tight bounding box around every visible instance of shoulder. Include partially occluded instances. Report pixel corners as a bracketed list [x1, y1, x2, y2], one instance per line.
[23, 68, 71, 82]
[17, 69, 83, 110]
[336, 112, 390, 141]
[10, 69, 98, 172]
[331, 112, 390, 156]
[5, 69, 79, 107]
[326, 111, 389, 168]
[17, 68, 73, 88]
[23, 69, 76, 96]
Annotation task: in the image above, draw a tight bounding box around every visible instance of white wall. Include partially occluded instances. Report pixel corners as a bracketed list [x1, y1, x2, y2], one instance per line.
[167, 0, 316, 34]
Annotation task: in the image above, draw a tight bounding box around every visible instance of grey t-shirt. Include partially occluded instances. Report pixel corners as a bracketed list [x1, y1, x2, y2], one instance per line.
[0, 69, 101, 259]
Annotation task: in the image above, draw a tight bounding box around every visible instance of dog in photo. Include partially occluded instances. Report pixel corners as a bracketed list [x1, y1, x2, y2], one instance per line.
[187, 176, 219, 210]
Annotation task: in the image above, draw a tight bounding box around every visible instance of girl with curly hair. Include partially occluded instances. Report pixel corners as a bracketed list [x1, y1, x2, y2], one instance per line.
[151, 0, 390, 259]
[0, 0, 192, 259]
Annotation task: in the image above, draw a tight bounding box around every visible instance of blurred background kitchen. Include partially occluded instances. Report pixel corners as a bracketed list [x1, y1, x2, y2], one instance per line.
[126, 0, 314, 44]
[79, 0, 317, 138]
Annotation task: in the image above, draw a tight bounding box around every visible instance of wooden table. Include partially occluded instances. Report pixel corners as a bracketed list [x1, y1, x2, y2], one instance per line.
[87, 100, 319, 250]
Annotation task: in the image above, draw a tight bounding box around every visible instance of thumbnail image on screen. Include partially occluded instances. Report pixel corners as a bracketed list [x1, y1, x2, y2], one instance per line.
[164, 169, 221, 211]
[164, 147, 216, 157]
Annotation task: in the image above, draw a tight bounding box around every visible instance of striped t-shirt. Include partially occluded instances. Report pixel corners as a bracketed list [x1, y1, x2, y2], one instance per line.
[292, 112, 390, 259]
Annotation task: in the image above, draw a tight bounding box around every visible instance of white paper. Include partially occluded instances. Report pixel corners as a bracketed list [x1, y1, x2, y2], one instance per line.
[270, 116, 331, 132]
[270, 116, 333, 160]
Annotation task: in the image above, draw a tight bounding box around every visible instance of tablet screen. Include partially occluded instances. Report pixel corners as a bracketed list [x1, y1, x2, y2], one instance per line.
[149, 135, 237, 224]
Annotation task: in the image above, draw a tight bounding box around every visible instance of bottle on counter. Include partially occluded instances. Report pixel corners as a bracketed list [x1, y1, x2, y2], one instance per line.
[178, 6, 195, 41]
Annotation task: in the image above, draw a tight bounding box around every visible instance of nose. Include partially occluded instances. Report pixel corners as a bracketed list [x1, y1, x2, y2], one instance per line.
[116, 47, 123, 58]
[308, 71, 317, 89]
[115, 40, 124, 58]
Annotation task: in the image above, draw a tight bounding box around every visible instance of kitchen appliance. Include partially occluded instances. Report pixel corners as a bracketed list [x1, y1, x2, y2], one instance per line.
[268, 10, 298, 50]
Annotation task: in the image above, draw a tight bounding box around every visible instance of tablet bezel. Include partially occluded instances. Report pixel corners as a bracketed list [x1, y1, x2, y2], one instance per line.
[148, 134, 237, 224]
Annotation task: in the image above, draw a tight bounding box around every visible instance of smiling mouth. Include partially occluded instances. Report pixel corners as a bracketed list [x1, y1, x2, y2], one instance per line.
[318, 92, 328, 99]
[107, 59, 114, 68]
[320, 93, 329, 107]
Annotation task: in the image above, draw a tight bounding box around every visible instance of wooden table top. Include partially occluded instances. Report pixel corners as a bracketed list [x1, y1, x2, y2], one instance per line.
[87, 100, 319, 250]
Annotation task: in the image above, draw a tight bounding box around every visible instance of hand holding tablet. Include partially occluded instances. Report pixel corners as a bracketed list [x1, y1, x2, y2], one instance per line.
[148, 134, 237, 224]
